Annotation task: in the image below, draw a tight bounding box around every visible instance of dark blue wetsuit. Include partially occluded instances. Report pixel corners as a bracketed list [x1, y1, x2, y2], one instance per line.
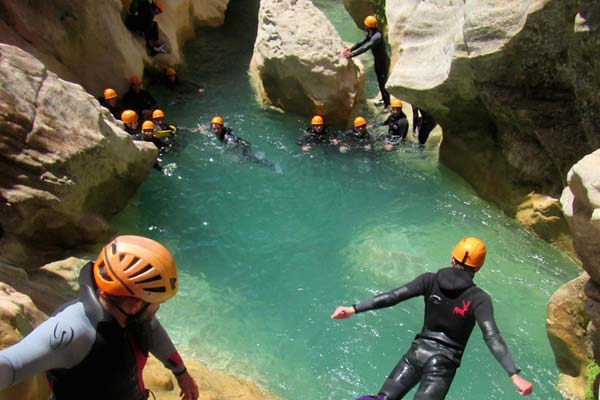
[349, 29, 391, 107]
[378, 112, 409, 145]
[354, 267, 520, 400]
[297, 126, 338, 148]
[0, 263, 185, 400]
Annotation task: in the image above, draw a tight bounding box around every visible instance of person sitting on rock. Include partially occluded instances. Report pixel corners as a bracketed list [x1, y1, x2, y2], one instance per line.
[339, 116, 373, 153]
[412, 107, 437, 147]
[97, 88, 122, 120]
[297, 115, 339, 152]
[120, 109, 140, 136]
[124, 0, 167, 56]
[151, 109, 177, 139]
[122, 75, 157, 120]
[376, 99, 408, 151]
[0, 235, 200, 400]
[343, 15, 391, 109]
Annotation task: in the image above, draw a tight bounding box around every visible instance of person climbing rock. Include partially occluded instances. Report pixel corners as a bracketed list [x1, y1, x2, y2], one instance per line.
[122, 75, 157, 120]
[412, 107, 436, 147]
[297, 115, 339, 152]
[124, 0, 166, 56]
[0, 235, 200, 400]
[98, 88, 122, 120]
[339, 116, 373, 153]
[343, 15, 391, 109]
[376, 99, 408, 151]
[121, 109, 140, 136]
[332, 237, 534, 400]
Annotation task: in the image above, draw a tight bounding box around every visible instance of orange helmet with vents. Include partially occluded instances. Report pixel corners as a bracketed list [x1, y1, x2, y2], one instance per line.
[165, 67, 176, 77]
[364, 16, 377, 28]
[142, 120, 155, 131]
[93, 235, 178, 303]
[452, 237, 486, 268]
[391, 99, 403, 108]
[311, 115, 324, 125]
[152, 109, 165, 119]
[211, 115, 224, 125]
[103, 88, 118, 100]
[121, 110, 138, 124]
[353, 116, 367, 128]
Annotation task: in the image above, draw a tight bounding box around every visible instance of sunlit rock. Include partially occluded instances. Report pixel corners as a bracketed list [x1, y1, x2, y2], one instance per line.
[250, 0, 364, 125]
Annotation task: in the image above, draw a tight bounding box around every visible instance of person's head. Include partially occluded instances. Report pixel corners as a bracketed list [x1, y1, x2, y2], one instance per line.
[211, 115, 224, 135]
[103, 88, 118, 107]
[391, 99, 403, 116]
[152, 109, 165, 126]
[353, 116, 367, 134]
[121, 109, 139, 129]
[93, 235, 178, 323]
[165, 67, 177, 83]
[364, 15, 377, 30]
[141, 120, 155, 137]
[129, 75, 143, 93]
[311, 115, 324, 133]
[450, 237, 486, 274]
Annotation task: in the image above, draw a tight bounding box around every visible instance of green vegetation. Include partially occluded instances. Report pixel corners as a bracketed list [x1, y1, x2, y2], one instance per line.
[587, 359, 600, 400]
[374, 0, 386, 26]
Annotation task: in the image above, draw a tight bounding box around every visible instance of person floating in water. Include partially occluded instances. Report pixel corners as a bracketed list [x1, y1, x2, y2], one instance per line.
[331, 237, 534, 400]
[163, 67, 205, 94]
[339, 116, 373, 153]
[152, 109, 177, 139]
[98, 88, 122, 120]
[122, 75, 158, 120]
[124, 0, 166, 56]
[120, 109, 139, 136]
[412, 107, 437, 147]
[343, 16, 391, 109]
[376, 99, 408, 151]
[297, 115, 339, 152]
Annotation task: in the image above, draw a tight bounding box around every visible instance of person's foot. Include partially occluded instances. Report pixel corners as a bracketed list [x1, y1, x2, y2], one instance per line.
[374, 99, 385, 106]
[382, 106, 390, 112]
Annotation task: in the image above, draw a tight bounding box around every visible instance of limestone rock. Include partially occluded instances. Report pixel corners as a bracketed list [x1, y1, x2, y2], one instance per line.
[0, 0, 230, 95]
[342, 0, 378, 29]
[0, 44, 157, 269]
[546, 273, 589, 400]
[250, 0, 363, 125]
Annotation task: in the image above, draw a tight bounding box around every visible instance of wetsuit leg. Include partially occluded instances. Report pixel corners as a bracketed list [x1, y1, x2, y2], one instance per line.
[377, 345, 421, 400]
[418, 122, 435, 145]
[374, 60, 391, 108]
[412, 355, 457, 400]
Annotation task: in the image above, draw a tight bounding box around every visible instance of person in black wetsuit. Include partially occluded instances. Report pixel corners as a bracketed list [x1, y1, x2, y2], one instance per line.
[412, 107, 437, 147]
[121, 109, 140, 136]
[124, 0, 166, 55]
[339, 116, 373, 153]
[152, 109, 177, 139]
[122, 75, 157, 120]
[376, 99, 408, 151]
[298, 115, 339, 152]
[133, 120, 172, 171]
[331, 237, 533, 400]
[98, 88, 122, 120]
[343, 15, 391, 109]
[0, 235, 199, 400]
[163, 67, 205, 94]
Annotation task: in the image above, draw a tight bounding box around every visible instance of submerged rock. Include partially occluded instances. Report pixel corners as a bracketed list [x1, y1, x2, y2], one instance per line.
[0, 44, 157, 269]
[250, 0, 363, 125]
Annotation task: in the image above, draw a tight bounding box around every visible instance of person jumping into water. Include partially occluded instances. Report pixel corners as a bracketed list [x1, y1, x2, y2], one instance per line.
[331, 237, 533, 400]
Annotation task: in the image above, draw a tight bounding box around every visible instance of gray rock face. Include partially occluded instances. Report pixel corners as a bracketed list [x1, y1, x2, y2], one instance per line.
[342, 0, 378, 29]
[0, 44, 157, 269]
[250, 0, 363, 125]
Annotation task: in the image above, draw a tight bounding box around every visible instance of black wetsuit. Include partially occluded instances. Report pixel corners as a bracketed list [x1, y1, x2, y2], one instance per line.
[124, 125, 139, 136]
[122, 88, 157, 118]
[340, 129, 373, 151]
[412, 108, 436, 146]
[379, 112, 409, 145]
[349, 29, 391, 107]
[125, 0, 159, 45]
[297, 126, 337, 148]
[97, 97, 122, 120]
[354, 267, 520, 400]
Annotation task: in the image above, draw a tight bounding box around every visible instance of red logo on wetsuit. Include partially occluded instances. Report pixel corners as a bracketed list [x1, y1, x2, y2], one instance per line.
[453, 300, 471, 318]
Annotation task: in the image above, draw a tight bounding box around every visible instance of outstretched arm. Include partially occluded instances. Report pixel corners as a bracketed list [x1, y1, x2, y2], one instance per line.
[350, 31, 383, 58]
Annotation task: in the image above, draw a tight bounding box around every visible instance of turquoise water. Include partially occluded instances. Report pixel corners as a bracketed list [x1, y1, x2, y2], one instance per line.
[113, 1, 580, 399]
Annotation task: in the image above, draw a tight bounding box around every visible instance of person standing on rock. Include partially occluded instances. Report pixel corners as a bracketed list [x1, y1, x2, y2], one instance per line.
[343, 15, 391, 109]
[331, 237, 533, 400]
[0, 235, 200, 400]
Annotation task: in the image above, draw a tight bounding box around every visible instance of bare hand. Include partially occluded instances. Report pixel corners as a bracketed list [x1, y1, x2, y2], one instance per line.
[363, 144, 372, 151]
[331, 306, 355, 319]
[302, 145, 311, 152]
[177, 370, 199, 400]
[511, 374, 533, 396]
[342, 48, 351, 58]
[330, 139, 339, 145]
[339, 145, 349, 153]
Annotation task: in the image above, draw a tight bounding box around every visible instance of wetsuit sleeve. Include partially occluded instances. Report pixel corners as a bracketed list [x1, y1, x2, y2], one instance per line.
[350, 32, 369, 51]
[350, 31, 382, 57]
[149, 318, 186, 375]
[474, 298, 521, 376]
[297, 129, 312, 146]
[0, 303, 95, 389]
[354, 273, 433, 313]
[378, 116, 390, 127]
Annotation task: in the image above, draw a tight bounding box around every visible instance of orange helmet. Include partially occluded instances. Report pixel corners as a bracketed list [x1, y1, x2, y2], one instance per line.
[452, 237, 486, 268]
[142, 120, 155, 131]
[121, 110, 138, 124]
[311, 115, 324, 125]
[391, 99, 403, 108]
[364, 16, 377, 28]
[129, 75, 142, 84]
[103, 88, 118, 100]
[93, 235, 178, 304]
[353, 116, 367, 128]
[152, 109, 165, 119]
[165, 67, 176, 77]
[211, 115, 224, 125]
